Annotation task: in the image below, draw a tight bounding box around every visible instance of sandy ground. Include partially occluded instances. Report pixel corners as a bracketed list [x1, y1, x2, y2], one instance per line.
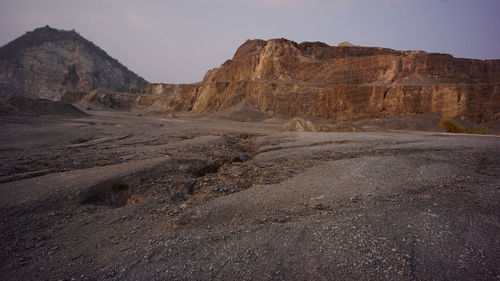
[0, 110, 499, 281]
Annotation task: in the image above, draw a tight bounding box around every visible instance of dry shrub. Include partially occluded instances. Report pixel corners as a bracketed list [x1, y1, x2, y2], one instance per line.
[439, 119, 488, 135]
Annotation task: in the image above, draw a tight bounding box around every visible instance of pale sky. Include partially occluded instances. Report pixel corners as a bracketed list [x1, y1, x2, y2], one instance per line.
[1, 0, 499, 83]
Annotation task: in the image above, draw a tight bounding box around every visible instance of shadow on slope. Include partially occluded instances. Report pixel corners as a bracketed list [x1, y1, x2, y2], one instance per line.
[0, 97, 88, 117]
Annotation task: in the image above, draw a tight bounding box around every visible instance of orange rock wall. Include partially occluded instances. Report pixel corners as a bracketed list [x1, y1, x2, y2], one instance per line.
[144, 39, 500, 122]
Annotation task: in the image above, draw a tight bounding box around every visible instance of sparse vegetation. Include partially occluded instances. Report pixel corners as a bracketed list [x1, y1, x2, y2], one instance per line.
[439, 118, 488, 134]
[464, 125, 489, 135]
[439, 119, 465, 133]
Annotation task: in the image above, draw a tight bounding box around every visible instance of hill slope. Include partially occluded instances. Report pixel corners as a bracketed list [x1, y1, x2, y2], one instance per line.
[0, 26, 147, 100]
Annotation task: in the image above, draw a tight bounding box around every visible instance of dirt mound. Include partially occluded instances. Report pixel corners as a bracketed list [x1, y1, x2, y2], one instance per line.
[356, 112, 445, 132]
[65, 89, 133, 111]
[283, 117, 321, 132]
[0, 97, 87, 117]
[166, 112, 177, 118]
[338, 41, 356, 47]
[216, 101, 268, 122]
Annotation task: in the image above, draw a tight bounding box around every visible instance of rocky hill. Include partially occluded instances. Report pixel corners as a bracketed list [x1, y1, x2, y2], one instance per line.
[186, 39, 499, 122]
[0, 26, 147, 100]
[1, 28, 498, 123]
[132, 38, 498, 123]
[119, 39, 500, 123]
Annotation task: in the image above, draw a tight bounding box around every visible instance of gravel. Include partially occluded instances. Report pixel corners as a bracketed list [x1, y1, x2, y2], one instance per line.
[0, 110, 499, 280]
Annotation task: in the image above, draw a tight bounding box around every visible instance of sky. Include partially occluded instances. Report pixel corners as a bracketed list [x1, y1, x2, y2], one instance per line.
[0, 0, 499, 83]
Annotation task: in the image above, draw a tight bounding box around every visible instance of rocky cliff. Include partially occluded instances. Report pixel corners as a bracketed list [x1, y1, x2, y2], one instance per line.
[183, 39, 499, 122]
[0, 26, 147, 100]
[3, 27, 498, 123]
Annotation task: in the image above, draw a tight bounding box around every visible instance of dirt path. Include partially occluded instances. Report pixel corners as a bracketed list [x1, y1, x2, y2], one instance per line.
[0, 111, 499, 280]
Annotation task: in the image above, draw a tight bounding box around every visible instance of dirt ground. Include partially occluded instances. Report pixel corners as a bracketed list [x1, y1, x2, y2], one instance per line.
[0, 110, 499, 281]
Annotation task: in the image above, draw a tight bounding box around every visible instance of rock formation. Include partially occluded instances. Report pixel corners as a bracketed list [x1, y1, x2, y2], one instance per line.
[282, 118, 321, 132]
[215, 101, 269, 122]
[184, 39, 499, 123]
[1, 27, 499, 123]
[0, 26, 147, 100]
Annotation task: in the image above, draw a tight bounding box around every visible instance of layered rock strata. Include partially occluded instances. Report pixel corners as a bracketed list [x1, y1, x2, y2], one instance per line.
[185, 39, 500, 122]
[2, 27, 498, 122]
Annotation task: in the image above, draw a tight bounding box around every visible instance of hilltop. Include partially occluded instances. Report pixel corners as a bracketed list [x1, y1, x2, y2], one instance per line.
[0, 26, 147, 100]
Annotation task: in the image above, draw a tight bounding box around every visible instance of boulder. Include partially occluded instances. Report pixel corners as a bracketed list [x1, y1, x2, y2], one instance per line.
[283, 118, 321, 132]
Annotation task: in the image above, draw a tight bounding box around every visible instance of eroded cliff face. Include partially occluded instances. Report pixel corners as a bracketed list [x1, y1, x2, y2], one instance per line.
[173, 39, 499, 122]
[202, 39, 500, 85]
[0, 26, 147, 100]
[5, 28, 497, 122]
[190, 81, 499, 122]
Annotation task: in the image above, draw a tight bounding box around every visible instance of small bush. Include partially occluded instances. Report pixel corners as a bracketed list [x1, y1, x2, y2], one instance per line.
[439, 119, 465, 133]
[439, 119, 488, 134]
